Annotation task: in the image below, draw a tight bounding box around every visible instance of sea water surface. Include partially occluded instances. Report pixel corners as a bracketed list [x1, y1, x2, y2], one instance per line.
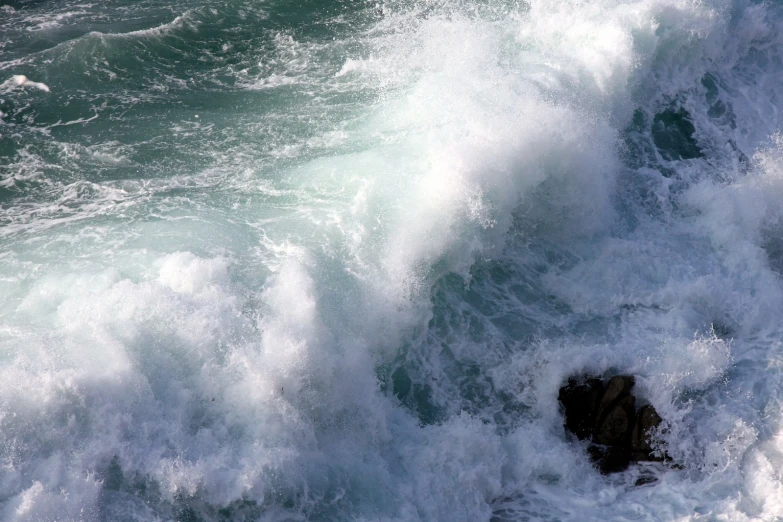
[2, 0, 783, 520]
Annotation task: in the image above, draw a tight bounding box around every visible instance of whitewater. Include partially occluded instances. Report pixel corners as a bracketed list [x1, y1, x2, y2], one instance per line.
[1, 0, 783, 520]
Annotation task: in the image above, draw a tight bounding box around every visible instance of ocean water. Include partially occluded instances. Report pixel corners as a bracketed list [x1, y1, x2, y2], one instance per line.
[2, 0, 783, 520]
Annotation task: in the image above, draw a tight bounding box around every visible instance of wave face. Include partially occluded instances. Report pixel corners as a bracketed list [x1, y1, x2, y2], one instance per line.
[2, 0, 783, 520]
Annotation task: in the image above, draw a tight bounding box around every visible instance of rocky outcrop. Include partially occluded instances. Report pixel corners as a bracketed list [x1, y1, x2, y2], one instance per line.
[559, 375, 666, 474]
[593, 376, 636, 446]
[631, 404, 663, 460]
[557, 377, 603, 440]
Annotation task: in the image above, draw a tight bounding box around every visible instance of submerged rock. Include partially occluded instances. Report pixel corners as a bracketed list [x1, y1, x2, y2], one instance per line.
[559, 374, 668, 474]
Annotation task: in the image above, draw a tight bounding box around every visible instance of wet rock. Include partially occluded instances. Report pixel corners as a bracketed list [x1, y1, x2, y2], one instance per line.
[593, 375, 635, 445]
[630, 404, 663, 461]
[593, 394, 635, 446]
[558, 377, 604, 440]
[596, 376, 634, 418]
[587, 444, 606, 463]
[587, 445, 632, 474]
[598, 446, 632, 474]
[558, 374, 670, 475]
[634, 475, 658, 487]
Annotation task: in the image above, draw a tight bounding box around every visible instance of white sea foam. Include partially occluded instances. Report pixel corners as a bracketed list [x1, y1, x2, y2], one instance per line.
[1, 75, 50, 93]
[90, 12, 198, 40]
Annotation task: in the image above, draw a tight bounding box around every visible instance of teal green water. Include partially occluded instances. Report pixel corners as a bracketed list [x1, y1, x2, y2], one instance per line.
[3, 0, 783, 520]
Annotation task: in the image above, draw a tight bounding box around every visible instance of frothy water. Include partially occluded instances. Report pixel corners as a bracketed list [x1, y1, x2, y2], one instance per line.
[2, 0, 783, 520]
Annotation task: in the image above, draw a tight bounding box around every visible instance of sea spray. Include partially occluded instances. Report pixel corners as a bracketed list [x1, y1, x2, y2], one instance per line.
[1, 0, 783, 520]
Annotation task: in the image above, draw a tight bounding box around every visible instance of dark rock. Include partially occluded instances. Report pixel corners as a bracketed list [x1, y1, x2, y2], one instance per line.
[630, 405, 664, 461]
[593, 394, 635, 446]
[587, 445, 631, 474]
[587, 444, 606, 463]
[559, 374, 672, 474]
[558, 377, 604, 440]
[597, 446, 632, 474]
[634, 475, 658, 486]
[596, 375, 634, 420]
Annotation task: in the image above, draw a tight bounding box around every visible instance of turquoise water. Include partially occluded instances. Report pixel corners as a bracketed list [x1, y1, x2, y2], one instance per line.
[2, 0, 783, 520]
